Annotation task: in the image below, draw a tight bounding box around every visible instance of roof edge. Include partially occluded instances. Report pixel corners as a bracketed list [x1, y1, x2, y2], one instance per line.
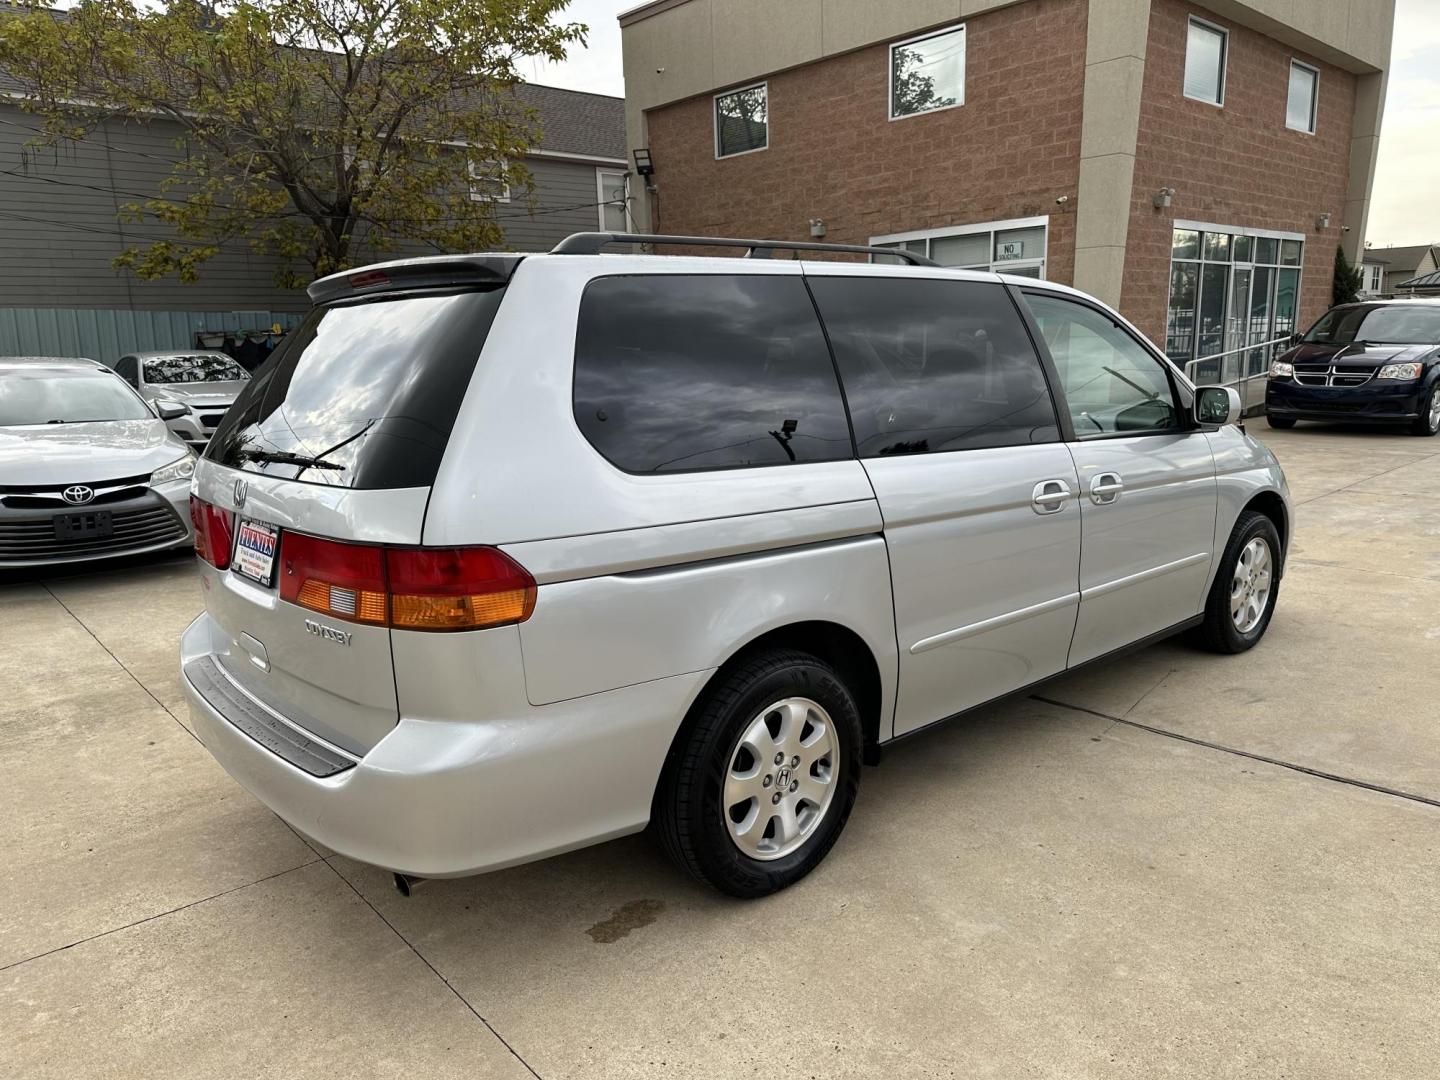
[618, 0, 693, 29]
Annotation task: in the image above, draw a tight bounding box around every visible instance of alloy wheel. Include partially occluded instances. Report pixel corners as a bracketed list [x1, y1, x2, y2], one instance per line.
[1231, 537, 1273, 634]
[722, 697, 838, 861]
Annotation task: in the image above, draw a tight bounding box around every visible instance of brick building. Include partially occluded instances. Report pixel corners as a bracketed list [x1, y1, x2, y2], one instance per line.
[618, 0, 1393, 379]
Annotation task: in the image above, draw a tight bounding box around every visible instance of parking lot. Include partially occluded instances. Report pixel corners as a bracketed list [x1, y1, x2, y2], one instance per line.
[2, 424, 1437, 1079]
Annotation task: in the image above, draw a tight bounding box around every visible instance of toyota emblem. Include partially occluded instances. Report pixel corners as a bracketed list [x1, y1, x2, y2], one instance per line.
[234, 477, 248, 507]
[62, 485, 95, 506]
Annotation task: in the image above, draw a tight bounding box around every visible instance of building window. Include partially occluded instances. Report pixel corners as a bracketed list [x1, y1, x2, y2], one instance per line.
[1364, 263, 1384, 295]
[1166, 223, 1304, 380]
[871, 217, 1048, 278]
[1287, 60, 1319, 133]
[468, 160, 510, 203]
[715, 83, 768, 158]
[890, 24, 966, 120]
[597, 169, 629, 232]
[1184, 16, 1228, 105]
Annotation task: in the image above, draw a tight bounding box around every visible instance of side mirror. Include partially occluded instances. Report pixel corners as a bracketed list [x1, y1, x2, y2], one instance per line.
[155, 401, 188, 421]
[1195, 385, 1242, 427]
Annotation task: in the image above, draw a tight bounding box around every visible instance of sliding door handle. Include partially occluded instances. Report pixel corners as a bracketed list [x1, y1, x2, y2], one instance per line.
[1090, 472, 1124, 505]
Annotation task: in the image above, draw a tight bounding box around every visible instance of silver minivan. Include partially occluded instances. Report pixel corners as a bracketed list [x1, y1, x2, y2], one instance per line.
[180, 234, 1290, 897]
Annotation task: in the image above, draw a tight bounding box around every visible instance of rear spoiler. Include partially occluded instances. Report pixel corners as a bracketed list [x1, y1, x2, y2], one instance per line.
[307, 254, 525, 304]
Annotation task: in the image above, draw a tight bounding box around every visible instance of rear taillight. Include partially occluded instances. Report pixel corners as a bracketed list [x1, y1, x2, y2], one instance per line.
[279, 533, 388, 624]
[190, 495, 234, 570]
[278, 533, 536, 632]
[387, 546, 537, 631]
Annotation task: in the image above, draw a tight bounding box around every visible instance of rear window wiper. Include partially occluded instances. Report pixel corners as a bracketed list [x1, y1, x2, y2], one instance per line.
[239, 448, 345, 471]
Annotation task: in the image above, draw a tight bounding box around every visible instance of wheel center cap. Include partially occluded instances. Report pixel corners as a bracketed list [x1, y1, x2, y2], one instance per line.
[775, 766, 792, 791]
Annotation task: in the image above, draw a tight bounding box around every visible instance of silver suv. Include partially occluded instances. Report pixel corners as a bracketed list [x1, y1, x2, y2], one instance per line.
[180, 234, 1290, 897]
[114, 351, 252, 450]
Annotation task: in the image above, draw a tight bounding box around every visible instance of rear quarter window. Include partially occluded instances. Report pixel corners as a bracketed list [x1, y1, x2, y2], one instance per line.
[572, 274, 853, 473]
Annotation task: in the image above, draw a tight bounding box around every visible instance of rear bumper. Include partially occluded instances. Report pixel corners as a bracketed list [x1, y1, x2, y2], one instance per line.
[180, 612, 708, 877]
[0, 481, 192, 568]
[1265, 379, 1425, 422]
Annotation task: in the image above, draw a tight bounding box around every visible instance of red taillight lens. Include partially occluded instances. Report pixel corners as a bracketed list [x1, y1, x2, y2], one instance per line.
[189, 495, 233, 570]
[386, 546, 537, 631]
[279, 532, 388, 625]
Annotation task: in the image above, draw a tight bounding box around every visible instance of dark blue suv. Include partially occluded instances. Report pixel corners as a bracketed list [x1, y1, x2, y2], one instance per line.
[1265, 301, 1440, 437]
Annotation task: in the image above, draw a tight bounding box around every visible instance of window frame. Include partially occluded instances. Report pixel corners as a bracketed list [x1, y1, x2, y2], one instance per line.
[714, 81, 769, 160]
[1183, 15, 1229, 108]
[888, 22, 967, 122]
[596, 167, 630, 231]
[871, 216, 1049, 278]
[570, 271, 855, 476]
[1017, 286, 1194, 443]
[1286, 59, 1320, 135]
[467, 160, 510, 203]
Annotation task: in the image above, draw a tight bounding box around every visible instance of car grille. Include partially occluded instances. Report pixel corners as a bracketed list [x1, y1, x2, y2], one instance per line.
[0, 503, 187, 562]
[0, 474, 153, 511]
[1293, 363, 1375, 388]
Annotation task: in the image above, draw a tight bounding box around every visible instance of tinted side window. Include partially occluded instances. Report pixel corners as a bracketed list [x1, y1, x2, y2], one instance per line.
[807, 277, 1059, 456]
[573, 275, 852, 473]
[1024, 292, 1179, 437]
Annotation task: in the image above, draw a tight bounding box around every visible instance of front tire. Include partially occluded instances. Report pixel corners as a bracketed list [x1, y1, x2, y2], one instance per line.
[1193, 511, 1282, 654]
[653, 649, 863, 898]
[1410, 385, 1440, 436]
[1266, 415, 1296, 429]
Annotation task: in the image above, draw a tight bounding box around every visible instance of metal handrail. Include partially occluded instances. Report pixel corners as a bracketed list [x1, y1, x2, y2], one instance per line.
[1183, 335, 1294, 384]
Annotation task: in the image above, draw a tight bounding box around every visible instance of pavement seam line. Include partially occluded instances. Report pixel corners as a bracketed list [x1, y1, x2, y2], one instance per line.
[1035, 694, 1440, 811]
[0, 858, 322, 974]
[1295, 448, 1440, 506]
[318, 860, 545, 1080]
[41, 582, 199, 743]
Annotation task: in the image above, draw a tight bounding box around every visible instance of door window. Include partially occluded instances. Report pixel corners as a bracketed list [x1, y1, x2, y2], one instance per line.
[1024, 293, 1180, 437]
[572, 275, 852, 473]
[808, 277, 1059, 456]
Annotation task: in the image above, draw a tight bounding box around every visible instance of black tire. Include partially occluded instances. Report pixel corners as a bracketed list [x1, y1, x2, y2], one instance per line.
[1410, 385, 1439, 436]
[1266, 415, 1296, 429]
[653, 649, 863, 898]
[1192, 510, 1282, 654]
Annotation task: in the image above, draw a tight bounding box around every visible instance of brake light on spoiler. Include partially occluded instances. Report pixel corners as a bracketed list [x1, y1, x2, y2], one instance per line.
[278, 532, 537, 632]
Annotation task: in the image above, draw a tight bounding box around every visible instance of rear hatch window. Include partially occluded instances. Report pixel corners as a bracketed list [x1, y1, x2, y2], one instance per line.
[208, 289, 504, 489]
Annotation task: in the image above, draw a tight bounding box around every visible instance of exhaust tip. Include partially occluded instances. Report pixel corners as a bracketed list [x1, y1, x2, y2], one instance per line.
[393, 872, 425, 897]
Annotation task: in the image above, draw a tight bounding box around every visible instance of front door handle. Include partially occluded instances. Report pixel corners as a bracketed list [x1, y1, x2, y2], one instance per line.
[1031, 479, 1072, 515]
[1090, 472, 1124, 505]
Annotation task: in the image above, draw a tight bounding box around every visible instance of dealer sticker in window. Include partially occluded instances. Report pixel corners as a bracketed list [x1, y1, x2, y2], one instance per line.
[233, 519, 279, 586]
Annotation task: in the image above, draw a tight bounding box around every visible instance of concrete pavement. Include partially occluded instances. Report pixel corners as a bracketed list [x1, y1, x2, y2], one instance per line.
[2, 424, 1438, 1078]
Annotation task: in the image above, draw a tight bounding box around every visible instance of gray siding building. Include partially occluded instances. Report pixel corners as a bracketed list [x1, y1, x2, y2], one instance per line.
[0, 51, 625, 360]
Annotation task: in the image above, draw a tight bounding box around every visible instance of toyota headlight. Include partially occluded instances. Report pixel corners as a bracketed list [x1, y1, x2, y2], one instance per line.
[1376, 362, 1423, 381]
[150, 452, 196, 486]
[1269, 361, 1294, 379]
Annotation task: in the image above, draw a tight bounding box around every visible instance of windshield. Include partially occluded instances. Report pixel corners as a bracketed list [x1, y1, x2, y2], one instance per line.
[208, 289, 505, 489]
[0, 369, 153, 426]
[1303, 305, 1440, 346]
[142, 354, 249, 384]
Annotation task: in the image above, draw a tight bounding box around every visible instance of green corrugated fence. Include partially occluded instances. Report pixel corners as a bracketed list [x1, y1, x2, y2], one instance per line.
[0, 307, 306, 365]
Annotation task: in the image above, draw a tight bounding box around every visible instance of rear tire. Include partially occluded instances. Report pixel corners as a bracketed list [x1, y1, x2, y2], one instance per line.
[653, 649, 862, 898]
[1192, 511, 1282, 654]
[1266, 415, 1296, 429]
[1410, 386, 1440, 436]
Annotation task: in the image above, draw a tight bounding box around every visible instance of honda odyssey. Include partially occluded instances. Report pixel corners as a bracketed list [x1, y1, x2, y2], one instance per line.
[180, 234, 1291, 897]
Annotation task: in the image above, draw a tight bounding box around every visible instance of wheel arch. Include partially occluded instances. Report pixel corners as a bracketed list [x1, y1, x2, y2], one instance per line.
[1242, 489, 1289, 574]
[657, 620, 886, 807]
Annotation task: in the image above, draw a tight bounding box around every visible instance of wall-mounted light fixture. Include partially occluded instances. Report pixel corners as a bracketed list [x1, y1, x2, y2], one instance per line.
[1316, 212, 1332, 230]
[1153, 187, 1176, 210]
[808, 218, 827, 239]
[632, 148, 655, 177]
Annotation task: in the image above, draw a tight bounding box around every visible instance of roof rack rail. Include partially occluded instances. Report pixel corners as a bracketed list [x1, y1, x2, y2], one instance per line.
[549, 231, 940, 267]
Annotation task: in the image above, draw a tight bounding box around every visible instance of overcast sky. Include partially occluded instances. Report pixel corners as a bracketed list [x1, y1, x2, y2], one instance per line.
[533, 0, 1440, 250]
